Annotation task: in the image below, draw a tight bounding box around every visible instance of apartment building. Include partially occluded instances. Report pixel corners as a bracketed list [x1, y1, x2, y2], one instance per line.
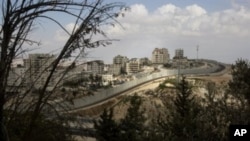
[172, 49, 189, 68]
[139, 57, 151, 66]
[113, 55, 129, 65]
[174, 48, 184, 59]
[126, 59, 141, 74]
[106, 64, 122, 75]
[7, 65, 26, 86]
[151, 48, 170, 64]
[83, 60, 104, 74]
[23, 54, 56, 88]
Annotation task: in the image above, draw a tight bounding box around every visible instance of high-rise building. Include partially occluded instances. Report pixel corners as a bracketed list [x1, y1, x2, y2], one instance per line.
[113, 55, 128, 74]
[126, 59, 141, 74]
[83, 60, 104, 74]
[172, 49, 189, 69]
[139, 57, 151, 66]
[174, 49, 184, 59]
[24, 54, 55, 88]
[151, 48, 170, 64]
[7, 65, 26, 87]
[106, 64, 122, 75]
[113, 55, 129, 65]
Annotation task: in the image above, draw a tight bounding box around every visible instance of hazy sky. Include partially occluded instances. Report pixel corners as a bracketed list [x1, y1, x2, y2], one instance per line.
[28, 0, 250, 64]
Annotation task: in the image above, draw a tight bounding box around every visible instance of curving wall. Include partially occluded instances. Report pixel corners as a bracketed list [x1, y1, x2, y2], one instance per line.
[60, 60, 225, 111]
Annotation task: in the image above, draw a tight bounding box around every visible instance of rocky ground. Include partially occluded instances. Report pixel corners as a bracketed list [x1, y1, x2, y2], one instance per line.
[73, 66, 232, 118]
[72, 66, 232, 141]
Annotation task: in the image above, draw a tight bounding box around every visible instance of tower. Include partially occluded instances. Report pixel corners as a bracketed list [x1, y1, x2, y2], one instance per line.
[196, 45, 199, 61]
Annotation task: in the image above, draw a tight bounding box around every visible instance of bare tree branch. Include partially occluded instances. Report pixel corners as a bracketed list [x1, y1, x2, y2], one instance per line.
[0, 0, 126, 141]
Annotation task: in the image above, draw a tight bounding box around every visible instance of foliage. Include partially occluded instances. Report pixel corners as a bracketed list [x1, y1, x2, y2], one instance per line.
[0, 0, 126, 141]
[5, 111, 72, 141]
[94, 60, 250, 141]
[226, 59, 250, 124]
[94, 95, 146, 141]
[63, 77, 88, 88]
[158, 76, 203, 141]
[228, 59, 250, 104]
[94, 108, 120, 141]
[158, 79, 176, 90]
[119, 95, 146, 141]
[200, 81, 229, 141]
[163, 63, 172, 68]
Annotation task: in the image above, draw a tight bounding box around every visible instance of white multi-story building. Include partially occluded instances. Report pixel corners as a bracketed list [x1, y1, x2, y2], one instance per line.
[8, 66, 26, 86]
[107, 64, 122, 75]
[83, 60, 104, 74]
[126, 59, 141, 74]
[151, 48, 170, 64]
[113, 55, 128, 74]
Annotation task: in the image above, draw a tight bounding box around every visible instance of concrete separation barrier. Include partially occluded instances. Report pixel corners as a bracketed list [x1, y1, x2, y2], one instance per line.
[58, 59, 225, 112]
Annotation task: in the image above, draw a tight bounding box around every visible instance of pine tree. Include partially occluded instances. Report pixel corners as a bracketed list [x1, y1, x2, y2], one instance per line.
[227, 59, 250, 124]
[119, 95, 146, 141]
[94, 95, 146, 141]
[158, 76, 202, 141]
[94, 108, 120, 141]
[228, 59, 250, 105]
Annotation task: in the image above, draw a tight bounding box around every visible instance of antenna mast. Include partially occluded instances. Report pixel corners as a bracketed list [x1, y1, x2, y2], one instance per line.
[196, 45, 199, 61]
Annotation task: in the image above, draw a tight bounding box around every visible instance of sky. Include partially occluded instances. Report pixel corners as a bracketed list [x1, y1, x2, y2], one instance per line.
[27, 0, 250, 64]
